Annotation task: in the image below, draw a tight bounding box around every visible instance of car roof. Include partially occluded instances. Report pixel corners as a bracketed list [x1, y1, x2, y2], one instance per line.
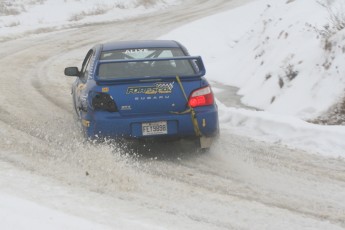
[101, 40, 181, 51]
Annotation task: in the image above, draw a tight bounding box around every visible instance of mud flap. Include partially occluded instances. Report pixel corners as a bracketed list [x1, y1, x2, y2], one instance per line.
[199, 136, 213, 149]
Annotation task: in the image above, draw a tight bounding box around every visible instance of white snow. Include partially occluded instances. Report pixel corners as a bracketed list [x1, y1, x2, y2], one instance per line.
[0, 160, 165, 230]
[1, 0, 345, 229]
[0, 192, 112, 230]
[218, 102, 345, 158]
[0, 0, 181, 40]
[161, 0, 345, 158]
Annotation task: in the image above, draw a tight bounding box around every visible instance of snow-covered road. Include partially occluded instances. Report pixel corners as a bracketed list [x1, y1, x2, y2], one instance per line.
[1, 0, 345, 229]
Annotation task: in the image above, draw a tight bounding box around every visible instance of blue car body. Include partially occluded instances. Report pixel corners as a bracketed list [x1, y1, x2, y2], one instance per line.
[65, 40, 219, 149]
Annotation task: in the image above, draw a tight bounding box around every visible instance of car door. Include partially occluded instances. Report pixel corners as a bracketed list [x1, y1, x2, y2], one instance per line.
[73, 49, 94, 117]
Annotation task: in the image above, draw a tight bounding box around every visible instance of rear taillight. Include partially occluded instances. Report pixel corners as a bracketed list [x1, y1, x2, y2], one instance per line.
[90, 92, 117, 112]
[188, 86, 214, 108]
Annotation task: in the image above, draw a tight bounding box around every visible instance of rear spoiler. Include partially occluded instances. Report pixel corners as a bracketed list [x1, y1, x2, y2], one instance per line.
[95, 56, 206, 83]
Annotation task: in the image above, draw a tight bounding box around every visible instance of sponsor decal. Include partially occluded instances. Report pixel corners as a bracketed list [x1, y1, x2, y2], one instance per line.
[134, 95, 170, 101]
[126, 82, 174, 95]
[121, 105, 132, 111]
[124, 49, 149, 54]
[102, 87, 109, 93]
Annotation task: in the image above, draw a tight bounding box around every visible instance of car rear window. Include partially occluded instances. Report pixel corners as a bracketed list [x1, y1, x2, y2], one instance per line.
[97, 48, 197, 79]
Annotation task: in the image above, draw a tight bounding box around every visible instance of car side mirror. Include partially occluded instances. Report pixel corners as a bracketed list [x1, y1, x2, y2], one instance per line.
[64, 67, 80, 77]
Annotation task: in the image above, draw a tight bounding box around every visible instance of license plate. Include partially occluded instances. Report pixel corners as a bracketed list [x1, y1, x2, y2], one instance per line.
[142, 121, 168, 136]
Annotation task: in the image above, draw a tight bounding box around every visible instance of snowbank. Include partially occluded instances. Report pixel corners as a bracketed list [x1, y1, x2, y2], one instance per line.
[161, 0, 345, 158]
[0, 0, 181, 40]
[161, 0, 345, 120]
[218, 102, 345, 158]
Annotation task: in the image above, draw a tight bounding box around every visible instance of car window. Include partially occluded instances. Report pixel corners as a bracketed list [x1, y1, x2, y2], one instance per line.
[98, 48, 197, 79]
[80, 49, 94, 82]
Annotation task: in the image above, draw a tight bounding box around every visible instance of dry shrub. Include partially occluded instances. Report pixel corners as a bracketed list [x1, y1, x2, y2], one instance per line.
[0, 2, 21, 15]
[136, 0, 156, 7]
[69, 4, 110, 21]
[317, 0, 345, 38]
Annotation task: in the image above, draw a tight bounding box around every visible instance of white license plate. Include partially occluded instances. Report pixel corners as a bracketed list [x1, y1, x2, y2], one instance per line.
[142, 121, 168, 136]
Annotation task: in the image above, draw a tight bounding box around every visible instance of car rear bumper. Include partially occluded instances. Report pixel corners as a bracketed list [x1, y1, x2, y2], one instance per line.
[82, 106, 219, 140]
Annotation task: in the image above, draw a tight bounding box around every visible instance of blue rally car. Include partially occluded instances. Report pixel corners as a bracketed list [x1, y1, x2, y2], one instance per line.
[64, 40, 219, 150]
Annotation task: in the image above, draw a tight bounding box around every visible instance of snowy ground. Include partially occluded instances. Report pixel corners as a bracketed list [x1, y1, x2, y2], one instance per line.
[1, 0, 345, 229]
